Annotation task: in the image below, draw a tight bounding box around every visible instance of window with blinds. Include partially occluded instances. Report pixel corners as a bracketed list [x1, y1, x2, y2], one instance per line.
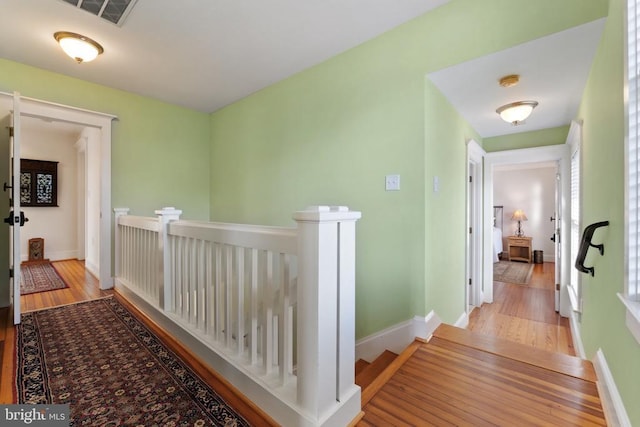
[622, 0, 640, 344]
[628, 0, 640, 302]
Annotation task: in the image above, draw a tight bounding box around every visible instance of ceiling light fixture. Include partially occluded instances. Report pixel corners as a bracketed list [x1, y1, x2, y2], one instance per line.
[496, 101, 539, 125]
[498, 74, 520, 88]
[54, 31, 104, 63]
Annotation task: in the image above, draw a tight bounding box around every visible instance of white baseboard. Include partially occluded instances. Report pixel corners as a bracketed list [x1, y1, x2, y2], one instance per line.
[85, 259, 99, 280]
[454, 311, 469, 328]
[593, 349, 631, 427]
[568, 309, 586, 359]
[21, 250, 78, 262]
[355, 311, 442, 362]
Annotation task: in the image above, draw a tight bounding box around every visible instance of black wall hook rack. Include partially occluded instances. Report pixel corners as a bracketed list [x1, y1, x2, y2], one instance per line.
[575, 221, 609, 277]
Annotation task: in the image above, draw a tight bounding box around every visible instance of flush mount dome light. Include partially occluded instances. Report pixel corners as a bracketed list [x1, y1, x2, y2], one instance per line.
[54, 31, 104, 63]
[496, 100, 539, 125]
[499, 74, 520, 88]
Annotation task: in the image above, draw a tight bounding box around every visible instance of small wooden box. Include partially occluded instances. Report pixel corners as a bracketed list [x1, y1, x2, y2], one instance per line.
[25, 237, 50, 264]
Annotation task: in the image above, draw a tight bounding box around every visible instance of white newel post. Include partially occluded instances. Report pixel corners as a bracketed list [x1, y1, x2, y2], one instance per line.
[293, 206, 362, 425]
[113, 207, 130, 278]
[155, 207, 182, 311]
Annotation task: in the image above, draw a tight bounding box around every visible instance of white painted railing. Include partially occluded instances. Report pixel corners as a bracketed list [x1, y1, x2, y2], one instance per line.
[114, 206, 362, 426]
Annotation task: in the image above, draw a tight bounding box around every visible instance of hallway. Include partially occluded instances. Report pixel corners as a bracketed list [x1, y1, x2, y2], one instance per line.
[1, 259, 111, 403]
[468, 262, 574, 356]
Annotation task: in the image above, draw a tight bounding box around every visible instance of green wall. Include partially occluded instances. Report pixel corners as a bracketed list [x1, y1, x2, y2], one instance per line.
[0, 59, 211, 306]
[483, 126, 570, 153]
[1, 6, 626, 413]
[209, 0, 608, 338]
[424, 79, 480, 322]
[0, 59, 211, 219]
[577, 0, 640, 424]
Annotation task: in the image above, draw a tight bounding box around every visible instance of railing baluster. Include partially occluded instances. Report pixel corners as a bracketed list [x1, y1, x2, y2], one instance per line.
[197, 239, 205, 331]
[190, 237, 197, 325]
[226, 244, 233, 349]
[204, 241, 212, 336]
[250, 248, 259, 365]
[280, 253, 292, 380]
[215, 242, 223, 342]
[145, 230, 149, 298]
[263, 251, 274, 374]
[168, 235, 175, 312]
[236, 246, 245, 355]
[178, 236, 184, 318]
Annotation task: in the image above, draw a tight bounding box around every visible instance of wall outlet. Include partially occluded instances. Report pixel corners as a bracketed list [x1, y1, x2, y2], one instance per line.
[385, 174, 400, 191]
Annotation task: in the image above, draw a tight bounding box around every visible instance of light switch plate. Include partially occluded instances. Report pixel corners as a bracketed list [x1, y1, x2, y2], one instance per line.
[385, 174, 400, 191]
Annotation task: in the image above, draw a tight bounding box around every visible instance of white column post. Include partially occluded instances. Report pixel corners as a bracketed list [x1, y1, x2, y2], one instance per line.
[155, 207, 182, 311]
[113, 207, 130, 279]
[335, 207, 359, 402]
[293, 206, 361, 424]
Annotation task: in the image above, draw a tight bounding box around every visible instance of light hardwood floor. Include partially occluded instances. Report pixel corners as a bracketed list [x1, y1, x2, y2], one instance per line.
[20, 259, 113, 312]
[468, 261, 575, 356]
[358, 325, 605, 426]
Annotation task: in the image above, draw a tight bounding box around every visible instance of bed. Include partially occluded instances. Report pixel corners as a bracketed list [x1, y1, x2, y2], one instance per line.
[493, 205, 504, 263]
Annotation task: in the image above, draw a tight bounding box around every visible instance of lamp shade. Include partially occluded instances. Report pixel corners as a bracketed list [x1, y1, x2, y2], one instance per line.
[54, 32, 104, 63]
[496, 101, 538, 125]
[511, 209, 528, 221]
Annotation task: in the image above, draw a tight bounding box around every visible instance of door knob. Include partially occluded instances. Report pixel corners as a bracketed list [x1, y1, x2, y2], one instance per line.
[3, 211, 29, 226]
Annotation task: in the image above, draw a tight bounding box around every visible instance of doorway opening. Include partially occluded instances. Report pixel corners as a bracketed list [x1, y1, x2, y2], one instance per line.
[0, 92, 115, 324]
[19, 116, 98, 276]
[471, 140, 576, 355]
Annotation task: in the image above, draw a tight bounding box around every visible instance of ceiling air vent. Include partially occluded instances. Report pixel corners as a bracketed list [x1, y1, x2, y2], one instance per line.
[59, 0, 138, 26]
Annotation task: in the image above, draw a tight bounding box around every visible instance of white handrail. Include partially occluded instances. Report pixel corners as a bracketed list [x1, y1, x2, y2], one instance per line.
[114, 206, 361, 426]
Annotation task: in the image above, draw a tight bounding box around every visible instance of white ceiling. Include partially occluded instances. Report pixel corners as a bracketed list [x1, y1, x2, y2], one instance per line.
[1, 2, 607, 140]
[0, 0, 449, 113]
[428, 19, 606, 138]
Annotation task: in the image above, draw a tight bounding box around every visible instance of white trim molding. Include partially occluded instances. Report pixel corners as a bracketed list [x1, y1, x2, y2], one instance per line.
[593, 349, 631, 427]
[9, 94, 116, 290]
[617, 293, 640, 344]
[466, 139, 485, 310]
[568, 308, 586, 359]
[355, 312, 442, 362]
[454, 311, 469, 328]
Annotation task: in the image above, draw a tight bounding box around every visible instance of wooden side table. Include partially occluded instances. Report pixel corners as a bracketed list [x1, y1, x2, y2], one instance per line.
[506, 236, 532, 263]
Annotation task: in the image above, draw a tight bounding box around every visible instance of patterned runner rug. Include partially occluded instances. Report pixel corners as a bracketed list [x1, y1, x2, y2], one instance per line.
[493, 260, 534, 285]
[20, 262, 69, 295]
[16, 296, 250, 426]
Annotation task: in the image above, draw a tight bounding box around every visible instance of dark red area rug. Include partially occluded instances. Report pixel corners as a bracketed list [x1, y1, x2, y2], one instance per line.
[20, 262, 69, 295]
[16, 296, 250, 426]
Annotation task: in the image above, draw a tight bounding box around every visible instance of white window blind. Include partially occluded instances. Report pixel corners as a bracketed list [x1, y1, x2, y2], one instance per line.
[622, 0, 640, 345]
[628, 0, 640, 301]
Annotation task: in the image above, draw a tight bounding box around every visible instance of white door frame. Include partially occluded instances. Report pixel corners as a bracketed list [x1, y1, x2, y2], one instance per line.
[11, 94, 21, 324]
[483, 144, 572, 316]
[2, 92, 117, 289]
[466, 139, 485, 310]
